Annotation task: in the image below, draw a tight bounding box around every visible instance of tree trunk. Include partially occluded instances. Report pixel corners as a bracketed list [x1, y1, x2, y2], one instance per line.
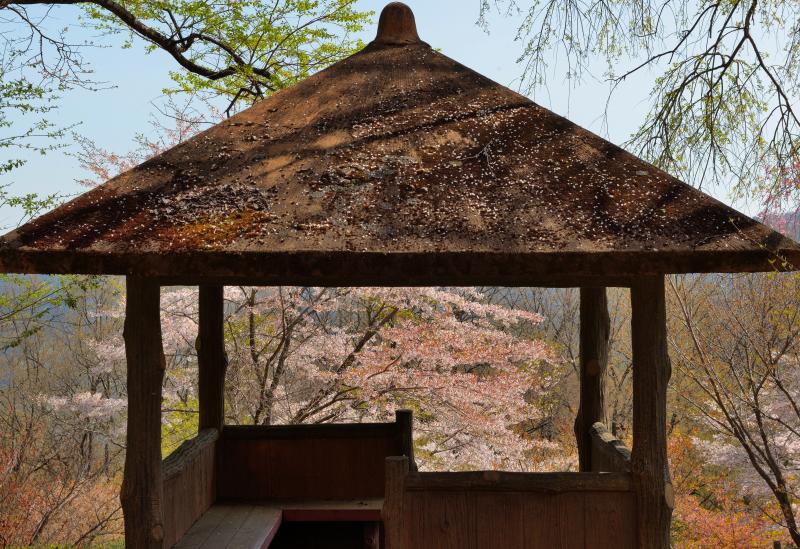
[574, 286, 610, 471]
[121, 276, 166, 549]
[631, 275, 673, 549]
[198, 285, 227, 431]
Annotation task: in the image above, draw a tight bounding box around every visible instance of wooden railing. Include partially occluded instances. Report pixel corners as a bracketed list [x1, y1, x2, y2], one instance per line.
[162, 428, 219, 548]
[217, 410, 416, 501]
[383, 456, 637, 549]
[590, 422, 631, 473]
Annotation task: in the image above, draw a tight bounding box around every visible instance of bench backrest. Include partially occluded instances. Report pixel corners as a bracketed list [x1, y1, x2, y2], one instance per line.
[217, 410, 415, 501]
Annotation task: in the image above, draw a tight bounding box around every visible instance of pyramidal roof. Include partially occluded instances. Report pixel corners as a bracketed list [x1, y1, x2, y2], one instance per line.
[1, 2, 798, 286]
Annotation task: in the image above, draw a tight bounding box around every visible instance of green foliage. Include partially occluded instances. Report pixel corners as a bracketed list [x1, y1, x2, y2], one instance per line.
[162, 397, 199, 456]
[482, 0, 800, 195]
[0, 62, 68, 177]
[0, 274, 101, 350]
[80, 0, 372, 112]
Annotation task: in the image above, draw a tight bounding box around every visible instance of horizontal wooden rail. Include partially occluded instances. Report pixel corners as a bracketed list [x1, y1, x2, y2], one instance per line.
[590, 422, 632, 473]
[163, 428, 219, 481]
[221, 422, 399, 440]
[404, 470, 633, 493]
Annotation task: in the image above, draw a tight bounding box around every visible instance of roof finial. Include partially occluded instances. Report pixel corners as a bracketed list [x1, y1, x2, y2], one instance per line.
[374, 2, 421, 45]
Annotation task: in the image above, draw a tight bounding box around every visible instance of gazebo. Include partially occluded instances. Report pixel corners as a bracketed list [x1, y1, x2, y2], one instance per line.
[2, 3, 799, 548]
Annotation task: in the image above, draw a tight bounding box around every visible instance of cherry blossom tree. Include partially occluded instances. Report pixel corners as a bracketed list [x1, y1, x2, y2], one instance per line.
[669, 273, 800, 545]
[210, 286, 560, 471]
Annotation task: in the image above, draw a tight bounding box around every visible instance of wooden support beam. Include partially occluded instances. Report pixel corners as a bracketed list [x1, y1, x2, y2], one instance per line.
[197, 285, 227, 431]
[121, 277, 166, 549]
[575, 286, 610, 472]
[382, 456, 409, 549]
[631, 275, 674, 549]
[395, 409, 417, 471]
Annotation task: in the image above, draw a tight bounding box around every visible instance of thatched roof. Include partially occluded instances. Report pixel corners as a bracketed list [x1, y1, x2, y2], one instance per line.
[1, 2, 797, 286]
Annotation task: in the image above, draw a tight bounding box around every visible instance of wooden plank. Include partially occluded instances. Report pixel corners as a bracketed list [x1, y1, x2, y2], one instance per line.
[121, 276, 166, 549]
[222, 422, 398, 440]
[173, 505, 237, 549]
[472, 492, 524, 549]
[555, 492, 585, 548]
[415, 491, 475, 549]
[226, 506, 282, 549]
[404, 471, 633, 493]
[162, 430, 218, 547]
[219, 434, 397, 500]
[631, 276, 673, 549]
[278, 498, 383, 521]
[155, 274, 637, 290]
[267, 437, 318, 498]
[217, 438, 271, 500]
[584, 491, 637, 549]
[196, 506, 252, 549]
[383, 457, 407, 549]
[198, 285, 227, 431]
[575, 287, 609, 472]
[281, 508, 381, 522]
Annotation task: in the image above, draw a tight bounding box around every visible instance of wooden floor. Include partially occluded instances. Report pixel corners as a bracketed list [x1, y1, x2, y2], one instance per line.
[172, 500, 382, 549]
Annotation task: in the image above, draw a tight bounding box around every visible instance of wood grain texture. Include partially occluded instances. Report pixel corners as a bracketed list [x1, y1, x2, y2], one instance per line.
[575, 287, 610, 472]
[382, 457, 408, 549]
[589, 422, 631, 473]
[198, 285, 227, 431]
[385, 464, 637, 549]
[217, 415, 412, 501]
[121, 277, 166, 549]
[403, 471, 632, 492]
[172, 505, 281, 549]
[162, 430, 219, 548]
[631, 275, 673, 549]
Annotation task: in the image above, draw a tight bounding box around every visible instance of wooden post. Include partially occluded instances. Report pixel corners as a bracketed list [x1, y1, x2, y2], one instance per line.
[382, 456, 409, 549]
[198, 285, 227, 431]
[395, 409, 417, 471]
[574, 287, 610, 472]
[631, 275, 673, 549]
[121, 277, 166, 549]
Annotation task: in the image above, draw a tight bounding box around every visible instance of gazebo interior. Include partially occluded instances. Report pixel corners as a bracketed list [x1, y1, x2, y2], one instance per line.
[2, 3, 800, 548]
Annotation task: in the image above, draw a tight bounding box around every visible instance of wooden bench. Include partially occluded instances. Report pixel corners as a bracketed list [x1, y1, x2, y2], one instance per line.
[174, 500, 382, 549]
[163, 411, 416, 548]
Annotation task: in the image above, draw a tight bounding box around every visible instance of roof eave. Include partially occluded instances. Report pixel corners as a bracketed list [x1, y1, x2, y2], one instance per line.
[1, 248, 797, 287]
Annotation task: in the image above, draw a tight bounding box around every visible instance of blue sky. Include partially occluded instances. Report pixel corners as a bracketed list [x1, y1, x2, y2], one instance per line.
[0, 0, 750, 227]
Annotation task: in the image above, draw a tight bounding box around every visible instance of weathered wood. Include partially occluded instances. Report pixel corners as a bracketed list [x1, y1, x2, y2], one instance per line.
[403, 470, 633, 493]
[155, 274, 636, 289]
[221, 422, 398, 440]
[280, 499, 382, 522]
[395, 409, 417, 471]
[382, 456, 409, 549]
[121, 277, 166, 549]
[162, 429, 218, 548]
[385, 462, 637, 549]
[363, 522, 380, 549]
[197, 285, 227, 432]
[173, 505, 282, 549]
[575, 287, 610, 472]
[631, 275, 673, 549]
[217, 419, 410, 501]
[590, 422, 631, 473]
